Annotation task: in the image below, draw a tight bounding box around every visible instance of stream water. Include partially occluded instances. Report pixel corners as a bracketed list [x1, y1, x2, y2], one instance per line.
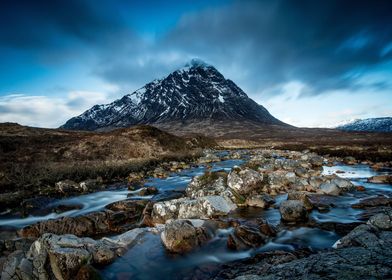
[0, 156, 391, 280]
[100, 162, 392, 280]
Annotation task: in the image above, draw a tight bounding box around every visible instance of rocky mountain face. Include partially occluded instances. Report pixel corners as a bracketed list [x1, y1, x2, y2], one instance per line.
[61, 59, 285, 131]
[337, 117, 392, 132]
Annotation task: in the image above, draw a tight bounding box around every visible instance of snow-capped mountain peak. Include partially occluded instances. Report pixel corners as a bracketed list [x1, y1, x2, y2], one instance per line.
[336, 117, 392, 132]
[61, 59, 285, 131]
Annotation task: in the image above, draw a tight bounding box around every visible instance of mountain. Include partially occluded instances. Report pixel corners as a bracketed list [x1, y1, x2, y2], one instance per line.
[61, 59, 286, 131]
[336, 117, 392, 132]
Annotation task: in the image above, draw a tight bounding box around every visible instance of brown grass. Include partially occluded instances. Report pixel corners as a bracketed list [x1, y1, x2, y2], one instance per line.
[0, 124, 208, 193]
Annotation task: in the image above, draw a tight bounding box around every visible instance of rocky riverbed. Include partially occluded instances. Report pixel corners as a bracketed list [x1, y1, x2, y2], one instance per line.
[0, 149, 391, 279]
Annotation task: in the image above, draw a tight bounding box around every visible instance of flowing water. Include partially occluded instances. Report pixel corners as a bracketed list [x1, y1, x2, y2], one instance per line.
[100, 162, 392, 280]
[0, 156, 391, 279]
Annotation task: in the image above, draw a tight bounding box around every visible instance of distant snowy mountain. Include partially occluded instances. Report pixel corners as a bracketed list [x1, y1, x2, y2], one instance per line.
[61, 59, 285, 131]
[336, 117, 392, 132]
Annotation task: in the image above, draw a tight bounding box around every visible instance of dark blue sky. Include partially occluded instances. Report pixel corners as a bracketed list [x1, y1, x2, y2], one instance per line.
[0, 0, 391, 127]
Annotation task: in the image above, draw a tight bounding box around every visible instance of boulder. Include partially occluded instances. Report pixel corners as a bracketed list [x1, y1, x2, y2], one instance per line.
[22, 228, 150, 280]
[161, 220, 210, 253]
[309, 155, 324, 167]
[331, 178, 355, 192]
[0, 250, 32, 280]
[19, 200, 147, 238]
[152, 198, 188, 223]
[318, 182, 341, 196]
[245, 194, 275, 208]
[367, 211, 392, 230]
[79, 178, 104, 192]
[367, 175, 392, 184]
[75, 265, 102, 280]
[343, 156, 357, 165]
[152, 196, 237, 223]
[178, 196, 237, 219]
[55, 180, 83, 195]
[227, 168, 263, 196]
[351, 196, 392, 209]
[279, 200, 308, 222]
[287, 191, 313, 210]
[186, 171, 233, 202]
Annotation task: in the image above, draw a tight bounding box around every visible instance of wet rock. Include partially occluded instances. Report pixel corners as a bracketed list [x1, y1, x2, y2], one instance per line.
[287, 191, 313, 210]
[55, 179, 83, 195]
[138, 186, 158, 196]
[186, 171, 233, 202]
[309, 155, 324, 167]
[75, 265, 102, 280]
[19, 201, 147, 238]
[79, 178, 104, 192]
[161, 219, 210, 253]
[178, 196, 237, 219]
[343, 156, 357, 165]
[228, 219, 275, 250]
[356, 185, 366, 191]
[245, 194, 275, 209]
[198, 152, 221, 164]
[331, 177, 355, 192]
[92, 245, 115, 265]
[306, 194, 337, 212]
[294, 167, 307, 178]
[367, 175, 392, 184]
[22, 228, 150, 280]
[279, 200, 308, 222]
[0, 250, 31, 280]
[227, 167, 264, 196]
[352, 196, 392, 209]
[319, 182, 341, 196]
[152, 167, 168, 178]
[127, 172, 145, 187]
[224, 215, 392, 280]
[367, 211, 392, 230]
[52, 203, 83, 214]
[152, 198, 187, 223]
[2, 238, 34, 255]
[308, 176, 325, 191]
[152, 196, 237, 223]
[208, 251, 308, 279]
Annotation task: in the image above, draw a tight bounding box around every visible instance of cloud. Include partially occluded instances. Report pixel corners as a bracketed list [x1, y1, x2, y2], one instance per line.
[89, 0, 392, 98]
[0, 91, 113, 128]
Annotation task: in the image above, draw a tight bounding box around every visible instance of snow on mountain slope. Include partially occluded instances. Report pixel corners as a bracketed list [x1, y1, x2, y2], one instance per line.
[61, 59, 285, 131]
[336, 117, 392, 132]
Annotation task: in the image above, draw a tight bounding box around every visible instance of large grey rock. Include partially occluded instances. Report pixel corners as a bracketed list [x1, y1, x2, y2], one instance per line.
[331, 177, 355, 192]
[152, 196, 237, 223]
[227, 168, 263, 196]
[161, 220, 210, 253]
[279, 200, 308, 222]
[12, 228, 152, 280]
[287, 191, 313, 210]
[245, 194, 275, 208]
[178, 196, 237, 219]
[1, 250, 32, 280]
[367, 211, 392, 230]
[186, 171, 235, 203]
[319, 182, 341, 196]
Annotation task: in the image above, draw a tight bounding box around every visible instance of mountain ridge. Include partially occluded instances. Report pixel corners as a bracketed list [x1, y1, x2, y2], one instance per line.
[336, 117, 392, 132]
[61, 59, 286, 131]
